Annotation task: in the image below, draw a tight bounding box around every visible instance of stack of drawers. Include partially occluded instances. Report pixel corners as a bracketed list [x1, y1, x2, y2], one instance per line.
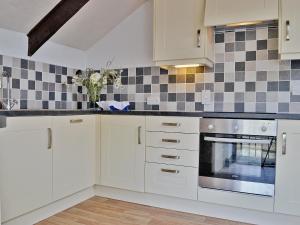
[145, 116, 200, 200]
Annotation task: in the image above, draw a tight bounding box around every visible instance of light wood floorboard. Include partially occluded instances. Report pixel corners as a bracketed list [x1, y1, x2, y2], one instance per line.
[36, 197, 252, 225]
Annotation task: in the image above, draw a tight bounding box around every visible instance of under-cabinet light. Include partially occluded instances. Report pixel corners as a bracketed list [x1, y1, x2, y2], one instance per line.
[226, 21, 263, 27]
[174, 64, 200, 68]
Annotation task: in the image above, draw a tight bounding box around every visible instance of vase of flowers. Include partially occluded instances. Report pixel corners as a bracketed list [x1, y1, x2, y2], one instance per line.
[73, 62, 121, 109]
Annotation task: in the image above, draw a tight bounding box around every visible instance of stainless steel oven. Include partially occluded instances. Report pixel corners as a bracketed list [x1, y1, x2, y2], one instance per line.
[199, 118, 277, 196]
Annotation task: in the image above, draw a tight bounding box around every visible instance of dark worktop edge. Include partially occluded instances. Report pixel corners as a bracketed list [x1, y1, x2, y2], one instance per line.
[0, 110, 299, 120]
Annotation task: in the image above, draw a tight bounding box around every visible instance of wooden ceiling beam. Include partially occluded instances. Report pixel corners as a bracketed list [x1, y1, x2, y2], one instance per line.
[27, 0, 90, 56]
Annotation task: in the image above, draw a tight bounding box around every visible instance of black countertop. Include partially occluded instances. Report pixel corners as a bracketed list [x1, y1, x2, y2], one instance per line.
[0, 110, 300, 120]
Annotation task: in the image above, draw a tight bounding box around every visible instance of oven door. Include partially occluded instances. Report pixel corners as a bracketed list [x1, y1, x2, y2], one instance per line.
[199, 133, 276, 196]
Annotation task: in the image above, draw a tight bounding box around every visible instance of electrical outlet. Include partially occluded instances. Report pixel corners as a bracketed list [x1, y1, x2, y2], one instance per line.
[202, 90, 211, 104]
[147, 95, 160, 105]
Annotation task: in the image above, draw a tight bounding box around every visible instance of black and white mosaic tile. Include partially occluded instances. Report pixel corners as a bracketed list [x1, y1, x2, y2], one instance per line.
[0, 57, 88, 110]
[98, 23, 300, 113]
[1, 22, 300, 113]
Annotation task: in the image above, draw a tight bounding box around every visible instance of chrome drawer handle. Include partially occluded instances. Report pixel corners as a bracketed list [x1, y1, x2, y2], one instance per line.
[161, 122, 181, 127]
[138, 126, 142, 145]
[286, 20, 290, 41]
[282, 132, 287, 155]
[162, 139, 180, 144]
[161, 155, 180, 160]
[197, 29, 201, 48]
[161, 169, 179, 174]
[70, 119, 83, 124]
[47, 128, 52, 150]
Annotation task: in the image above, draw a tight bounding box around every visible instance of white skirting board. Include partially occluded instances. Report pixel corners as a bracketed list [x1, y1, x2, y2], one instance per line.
[95, 185, 300, 225]
[3, 187, 94, 225]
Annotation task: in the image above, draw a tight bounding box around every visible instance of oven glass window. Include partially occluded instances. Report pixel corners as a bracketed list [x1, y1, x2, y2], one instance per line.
[199, 133, 276, 185]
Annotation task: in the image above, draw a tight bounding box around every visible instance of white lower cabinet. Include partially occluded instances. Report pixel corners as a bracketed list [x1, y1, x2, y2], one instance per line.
[145, 163, 198, 200]
[100, 115, 145, 192]
[0, 117, 52, 222]
[52, 116, 96, 200]
[146, 147, 199, 167]
[275, 120, 300, 216]
[146, 132, 199, 151]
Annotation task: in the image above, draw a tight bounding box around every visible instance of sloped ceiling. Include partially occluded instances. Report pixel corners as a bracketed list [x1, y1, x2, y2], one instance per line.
[0, 0, 60, 33]
[0, 0, 147, 51]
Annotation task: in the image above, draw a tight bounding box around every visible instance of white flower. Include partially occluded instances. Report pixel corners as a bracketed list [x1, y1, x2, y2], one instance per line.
[90, 73, 101, 84]
[114, 77, 122, 88]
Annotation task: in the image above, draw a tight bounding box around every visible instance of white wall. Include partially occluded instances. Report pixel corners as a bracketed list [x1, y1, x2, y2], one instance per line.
[86, 0, 154, 69]
[0, 28, 86, 69]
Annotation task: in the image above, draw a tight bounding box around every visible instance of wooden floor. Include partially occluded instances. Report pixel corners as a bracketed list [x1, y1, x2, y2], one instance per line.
[36, 197, 251, 225]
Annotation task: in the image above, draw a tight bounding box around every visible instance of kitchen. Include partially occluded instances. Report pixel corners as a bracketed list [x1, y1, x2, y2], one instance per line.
[0, 0, 300, 225]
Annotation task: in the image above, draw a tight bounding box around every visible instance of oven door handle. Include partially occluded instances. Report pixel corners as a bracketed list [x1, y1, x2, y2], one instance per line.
[204, 136, 272, 145]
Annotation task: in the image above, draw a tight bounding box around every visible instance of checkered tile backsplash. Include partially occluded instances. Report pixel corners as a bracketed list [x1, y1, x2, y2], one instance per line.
[100, 23, 300, 113]
[0, 57, 88, 110]
[1, 22, 300, 113]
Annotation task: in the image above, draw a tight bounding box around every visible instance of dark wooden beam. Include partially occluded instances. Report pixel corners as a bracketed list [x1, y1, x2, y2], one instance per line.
[27, 0, 90, 56]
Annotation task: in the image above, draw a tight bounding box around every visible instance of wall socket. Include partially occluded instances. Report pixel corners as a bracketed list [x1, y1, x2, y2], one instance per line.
[291, 81, 300, 95]
[147, 95, 160, 105]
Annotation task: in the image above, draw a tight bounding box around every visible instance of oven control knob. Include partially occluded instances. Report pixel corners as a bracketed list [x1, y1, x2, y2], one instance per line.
[208, 124, 214, 130]
[261, 126, 268, 132]
[234, 125, 239, 132]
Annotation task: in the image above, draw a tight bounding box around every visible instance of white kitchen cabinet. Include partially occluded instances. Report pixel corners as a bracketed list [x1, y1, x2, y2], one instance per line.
[100, 115, 145, 192]
[52, 116, 96, 200]
[146, 116, 200, 134]
[146, 147, 199, 167]
[145, 163, 198, 200]
[146, 132, 199, 151]
[279, 0, 300, 59]
[275, 120, 300, 216]
[153, 0, 214, 67]
[205, 0, 278, 26]
[0, 117, 52, 222]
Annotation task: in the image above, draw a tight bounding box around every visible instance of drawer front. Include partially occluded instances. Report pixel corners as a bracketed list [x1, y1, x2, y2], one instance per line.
[145, 163, 198, 200]
[146, 116, 199, 133]
[53, 115, 95, 128]
[146, 147, 199, 167]
[146, 132, 199, 151]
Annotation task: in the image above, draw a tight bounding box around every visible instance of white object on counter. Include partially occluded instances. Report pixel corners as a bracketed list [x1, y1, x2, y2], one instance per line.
[97, 101, 130, 111]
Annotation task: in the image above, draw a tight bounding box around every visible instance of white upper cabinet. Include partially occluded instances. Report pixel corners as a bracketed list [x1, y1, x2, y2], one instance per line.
[100, 115, 145, 192]
[0, 117, 52, 222]
[52, 116, 96, 201]
[153, 0, 214, 67]
[275, 120, 300, 216]
[205, 0, 279, 26]
[279, 0, 300, 59]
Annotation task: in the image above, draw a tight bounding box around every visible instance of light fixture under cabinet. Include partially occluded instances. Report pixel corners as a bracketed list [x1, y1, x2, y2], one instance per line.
[226, 21, 263, 27]
[174, 64, 200, 68]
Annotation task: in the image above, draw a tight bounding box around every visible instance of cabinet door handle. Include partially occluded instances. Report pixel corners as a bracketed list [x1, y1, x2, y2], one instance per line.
[161, 155, 180, 160]
[47, 128, 52, 150]
[286, 20, 290, 41]
[197, 29, 201, 48]
[282, 132, 287, 155]
[161, 168, 179, 174]
[70, 119, 83, 124]
[138, 126, 142, 145]
[161, 122, 181, 127]
[162, 139, 180, 144]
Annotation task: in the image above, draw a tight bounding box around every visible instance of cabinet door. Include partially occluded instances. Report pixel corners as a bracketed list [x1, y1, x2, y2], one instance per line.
[154, 0, 206, 61]
[279, 0, 300, 57]
[100, 115, 145, 192]
[0, 117, 52, 222]
[52, 116, 96, 200]
[205, 0, 278, 26]
[275, 120, 300, 216]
